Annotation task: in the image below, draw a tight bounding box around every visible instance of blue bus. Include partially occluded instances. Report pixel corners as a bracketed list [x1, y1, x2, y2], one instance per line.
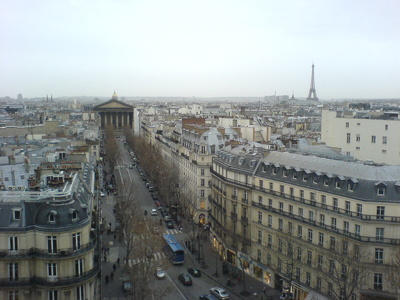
[163, 234, 185, 264]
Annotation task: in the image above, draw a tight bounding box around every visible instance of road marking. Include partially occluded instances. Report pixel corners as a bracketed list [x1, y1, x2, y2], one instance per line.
[165, 273, 188, 300]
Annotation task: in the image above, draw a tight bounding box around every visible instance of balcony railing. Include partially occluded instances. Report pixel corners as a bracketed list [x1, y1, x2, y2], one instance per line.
[0, 266, 98, 288]
[252, 201, 400, 245]
[0, 240, 96, 259]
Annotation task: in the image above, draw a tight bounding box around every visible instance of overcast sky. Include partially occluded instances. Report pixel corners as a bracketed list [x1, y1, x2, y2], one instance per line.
[1, 0, 399, 99]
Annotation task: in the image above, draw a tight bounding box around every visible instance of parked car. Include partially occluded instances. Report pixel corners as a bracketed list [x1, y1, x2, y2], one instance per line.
[199, 295, 218, 300]
[178, 274, 192, 286]
[187, 267, 201, 277]
[122, 280, 133, 292]
[164, 215, 171, 222]
[210, 287, 229, 299]
[166, 221, 174, 229]
[150, 209, 158, 216]
[156, 267, 165, 279]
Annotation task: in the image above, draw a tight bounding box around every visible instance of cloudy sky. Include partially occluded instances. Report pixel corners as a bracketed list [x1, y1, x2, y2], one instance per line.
[1, 0, 399, 99]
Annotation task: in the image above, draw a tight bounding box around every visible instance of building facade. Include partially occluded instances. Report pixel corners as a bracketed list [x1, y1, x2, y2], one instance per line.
[321, 109, 400, 165]
[210, 146, 400, 300]
[0, 165, 98, 300]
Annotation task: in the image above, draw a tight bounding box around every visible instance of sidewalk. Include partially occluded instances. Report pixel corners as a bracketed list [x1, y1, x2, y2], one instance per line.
[183, 227, 282, 300]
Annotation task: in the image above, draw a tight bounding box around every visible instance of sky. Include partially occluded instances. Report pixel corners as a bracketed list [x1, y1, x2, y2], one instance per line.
[1, 0, 400, 99]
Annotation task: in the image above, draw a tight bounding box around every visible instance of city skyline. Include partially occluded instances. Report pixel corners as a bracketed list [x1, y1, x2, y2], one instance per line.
[1, 0, 400, 99]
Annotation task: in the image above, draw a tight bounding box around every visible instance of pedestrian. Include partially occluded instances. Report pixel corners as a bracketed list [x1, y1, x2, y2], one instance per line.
[114, 234, 116, 240]
[105, 275, 109, 284]
[117, 257, 120, 265]
[113, 264, 116, 272]
[104, 255, 107, 262]
[110, 272, 114, 280]
[264, 286, 266, 295]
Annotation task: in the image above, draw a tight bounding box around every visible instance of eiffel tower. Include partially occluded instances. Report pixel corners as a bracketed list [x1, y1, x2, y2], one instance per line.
[306, 63, 319, 101]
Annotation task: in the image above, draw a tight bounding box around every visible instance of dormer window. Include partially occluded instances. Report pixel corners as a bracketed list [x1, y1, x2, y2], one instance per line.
[293, 171, 298, 179]
[72, 211, 78, 221]
[261, 163, 267, 173]
[12, 209, 21, 221]
[272, 166, 277, 175]
[239, 158, 245, 165]
[375, 181, 387, 196]
[283, 168, 289, 177]
[48, 210, 57, 224]
[347, 178, 358, 192]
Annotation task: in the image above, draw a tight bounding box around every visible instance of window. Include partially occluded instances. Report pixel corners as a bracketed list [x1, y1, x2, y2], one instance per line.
[356, 134, 360, 142]
[346, 122, 349, 128]
[288, 222, 293, 234]
[268, 215, 272, 227]
[375, 248, 383, 264]
[268, 198, 272, 208]
[318, 233, 324, 246]
[296, 268, 301, 281]
[374, 273, 383, 290]
[277, 258, 282, 271]
[200, 179, 205, 186]
[376, 228, 384, 241]
[280, 185, 284, 196]
[382, 136, 387, 144]
[279, 202, 284, 212]
[278, 219, 283, 231]
[48, 291, 58, 300]
[76, 285, 85, 300]
[317, 255, 323, 269]
[9, 263, 19, 281]
[75, 258, 84, 276]
[283, 168, 288, 177]
[331, 217, 337, 229]
[269, 182, 273, 191]
[320, 214, 325, 226]
[201, 169, 205, 176]
[317, 277, 322, 289]
[328, 282, 333, 296]
[323, 177, 329, 186]
[300, 190, 304, 201]
[48, 213, 56, 223]
[330, 236, 336, 250]
[343, 221, 349, 234]
[272, 166, 277, 175]
[298, 208, 303, 218]
[47, 263, 57, 278]
[335, 179, 341, 188]
[278, 239, 283, 252]
[321, 195, 326, 207]
[345, 201, 351, 214]
[47, 236, 57, 254]
[297, 225, 303, 238]
[267, 254, 271, 266]
[307, 251, 312, 265]
[258, 211, 262, 223]
[293, 171, 297, 179]
[12, 209, 21, 221]
[385, 124, 388, 130]
[267, 235, 272, 248]
[313, 175, 318, 184]
[258, 196, 262, 204]
[257, 249, 261, 261]
[306, 272, 311, 285]
[341, 264, 348, 280]
[72, 233, 81, 251]
[355, 224, 361, 238]
[308, 229, 313, 242]
[377, 206, 385, 220]
[297, 247, 302, 260]
[200, 190, 205, 197]
[290, 187, 294, 198]
[342, 241, 348, 254]
[289, 205, 293, 215]
[357, 204, 362, 217]
[72, 210, 78, 221]
[9, 236, 18, 251]
[9, 291, 19, 300]
[347, 133, 351, 143]
[377, 187, 385, 196]
[333, 198, 338, 210]
[371, 135, 376, 143]
[309, 211, 314, 221]
[310, 192, 315, 202]
[329, 259, 335, 274]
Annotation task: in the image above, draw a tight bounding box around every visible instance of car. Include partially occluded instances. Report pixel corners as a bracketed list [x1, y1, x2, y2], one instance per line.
[142, 176, 147, 181]
[166, 221, 174, 229]
[150, 209, 158, 216]
[154, 200, 161, 207]
[148, 186, 155, 192]
[156, 267, 165, 279]
[122, 280, 133, 292]
[210, 287, 229, 299]
[151, 193, 159, 200]
[129, 164, 134, 169]
[187, 267, 201, 277]
[164, 215, 171, 222]
[100, 192, 105, 197]
[178, 274, 192, 286]
[199, 295, 218, 300]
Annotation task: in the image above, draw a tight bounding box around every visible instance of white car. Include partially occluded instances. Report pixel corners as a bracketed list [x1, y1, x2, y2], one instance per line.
[100, 192, 105, 197]
[210, 287, 229, 299]
[150, 209, 158, 216]
[156, 267, 166, 279]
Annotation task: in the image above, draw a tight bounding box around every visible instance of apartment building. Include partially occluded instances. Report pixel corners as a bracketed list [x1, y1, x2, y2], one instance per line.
[210, 146, 400, 300]
[0, 164, 98, 300]
[321, 109, 400, 165]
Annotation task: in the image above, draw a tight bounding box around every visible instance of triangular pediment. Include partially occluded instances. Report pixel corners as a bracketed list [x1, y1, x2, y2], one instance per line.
[94, 99, 133, 110]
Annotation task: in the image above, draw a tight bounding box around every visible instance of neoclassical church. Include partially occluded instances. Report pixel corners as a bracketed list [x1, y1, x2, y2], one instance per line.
[93, 92, 134, 130]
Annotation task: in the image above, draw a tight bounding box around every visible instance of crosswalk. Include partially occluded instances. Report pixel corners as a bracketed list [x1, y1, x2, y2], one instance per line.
[108, 246, 119, 263]
[128, 252, 166, 266]
[164, 229, 181, 235]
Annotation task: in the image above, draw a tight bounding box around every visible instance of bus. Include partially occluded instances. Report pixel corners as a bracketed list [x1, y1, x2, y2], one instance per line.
[163, 234, 185, 264]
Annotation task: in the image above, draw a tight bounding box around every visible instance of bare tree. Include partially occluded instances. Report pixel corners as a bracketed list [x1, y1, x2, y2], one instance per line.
[387, 246, 400, 296]
[319, 239, 371, 300]
[104, 125, 118, 171]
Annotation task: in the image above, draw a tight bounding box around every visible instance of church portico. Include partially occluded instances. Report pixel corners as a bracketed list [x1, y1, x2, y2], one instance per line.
[94, 92, 134, 130]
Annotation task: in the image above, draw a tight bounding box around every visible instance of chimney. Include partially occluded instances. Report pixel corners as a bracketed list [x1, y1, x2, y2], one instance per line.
[9, 155, 16, 165]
